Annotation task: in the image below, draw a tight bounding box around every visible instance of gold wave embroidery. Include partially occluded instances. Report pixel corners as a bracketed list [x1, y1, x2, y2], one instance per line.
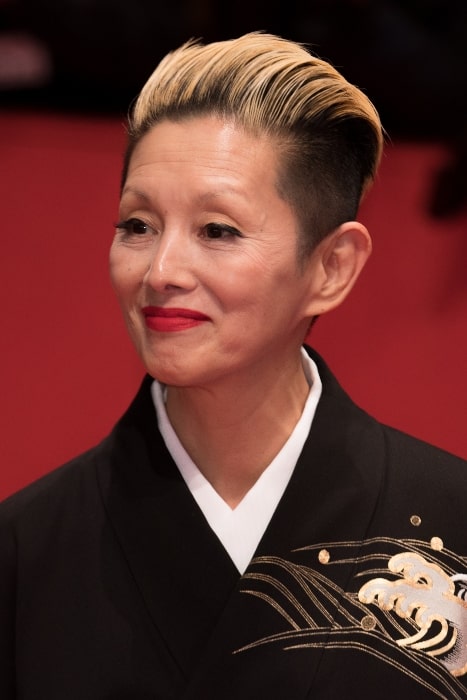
[236, 538, 467, 698]
[359, 552, 467, 677]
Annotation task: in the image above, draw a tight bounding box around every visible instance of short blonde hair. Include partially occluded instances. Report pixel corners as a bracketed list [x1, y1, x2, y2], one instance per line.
[123, 32, 384, 253]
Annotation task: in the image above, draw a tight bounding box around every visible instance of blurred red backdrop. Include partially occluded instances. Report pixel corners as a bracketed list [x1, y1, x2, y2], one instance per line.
[1, 110, 466, 500]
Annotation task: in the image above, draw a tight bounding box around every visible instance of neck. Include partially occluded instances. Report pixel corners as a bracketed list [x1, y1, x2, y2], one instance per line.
[165, 350, 310, 508]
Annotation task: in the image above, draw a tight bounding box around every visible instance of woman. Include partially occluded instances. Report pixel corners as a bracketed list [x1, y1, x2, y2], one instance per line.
[2, 33, 467, 699]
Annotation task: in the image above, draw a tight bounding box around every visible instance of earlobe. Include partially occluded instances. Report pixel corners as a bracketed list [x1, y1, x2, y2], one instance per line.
[304, 221, 372, 316]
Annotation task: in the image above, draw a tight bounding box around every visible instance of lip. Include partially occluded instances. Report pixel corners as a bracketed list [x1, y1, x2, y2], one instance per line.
[142, 306, 210, 332]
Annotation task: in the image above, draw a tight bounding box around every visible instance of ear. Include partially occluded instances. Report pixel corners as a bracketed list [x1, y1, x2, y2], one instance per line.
[302, 221, 372, 317]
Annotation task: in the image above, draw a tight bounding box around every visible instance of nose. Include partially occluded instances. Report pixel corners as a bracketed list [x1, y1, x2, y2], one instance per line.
[144, 229, 197, 293]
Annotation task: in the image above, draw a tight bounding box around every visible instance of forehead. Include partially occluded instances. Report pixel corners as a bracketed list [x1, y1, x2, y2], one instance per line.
[124, 115, 282, 193]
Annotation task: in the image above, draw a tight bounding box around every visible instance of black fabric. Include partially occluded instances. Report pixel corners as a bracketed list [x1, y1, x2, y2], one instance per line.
[1, 347, 467, 698]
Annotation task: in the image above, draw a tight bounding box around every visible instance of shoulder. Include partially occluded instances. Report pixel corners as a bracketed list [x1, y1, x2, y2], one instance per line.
[307, 343, 467, 468]
[381, 422, 467, 472]
[306, 344, 467, 507]
[0, 436, 117, 607]
[378, 422, 467, 509]
[379, 416, 467, 469]
[0, 375, 154, 528]
[0, 437, 111, 535]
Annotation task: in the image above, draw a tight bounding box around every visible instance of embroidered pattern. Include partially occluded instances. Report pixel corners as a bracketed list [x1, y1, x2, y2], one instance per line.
[359, 552, 467, 677]
[237, 538, 467, 698]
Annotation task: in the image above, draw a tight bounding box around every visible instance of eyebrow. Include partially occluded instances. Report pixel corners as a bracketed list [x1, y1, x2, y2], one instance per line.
[198, 188, 245, 202]
[120, 187, 151, 202]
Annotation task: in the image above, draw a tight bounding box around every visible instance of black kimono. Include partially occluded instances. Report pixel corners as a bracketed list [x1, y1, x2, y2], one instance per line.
[1, 347, 467, 699]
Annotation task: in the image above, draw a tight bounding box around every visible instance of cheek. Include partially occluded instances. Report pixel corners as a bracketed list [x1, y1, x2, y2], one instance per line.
[212, 275, 283, 324]
[205, 251, 278, 304]
[108, 258, 126, 302]
[109, 245, 141, 302]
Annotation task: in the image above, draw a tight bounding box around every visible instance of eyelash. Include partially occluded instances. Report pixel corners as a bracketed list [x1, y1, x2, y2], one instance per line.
[115, 218, 242, 240]
[114, 218, 149, 235]
[204, 223, 242, 240]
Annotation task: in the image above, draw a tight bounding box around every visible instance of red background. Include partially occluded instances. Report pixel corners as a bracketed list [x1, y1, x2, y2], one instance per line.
[2, 110, 467, 500]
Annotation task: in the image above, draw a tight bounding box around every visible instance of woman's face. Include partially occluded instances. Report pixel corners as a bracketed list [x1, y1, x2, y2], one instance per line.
[110, 115, 321, 388]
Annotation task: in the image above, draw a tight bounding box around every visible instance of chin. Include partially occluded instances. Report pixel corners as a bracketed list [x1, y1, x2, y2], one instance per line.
[140, 354, 199, 387]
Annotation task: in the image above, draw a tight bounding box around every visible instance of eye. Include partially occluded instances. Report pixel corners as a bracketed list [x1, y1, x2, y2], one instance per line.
[115, 218, 150, 235]
[204, 222, 242, 239]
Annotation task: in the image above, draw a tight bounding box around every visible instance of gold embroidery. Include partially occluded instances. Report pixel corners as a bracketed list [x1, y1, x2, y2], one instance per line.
[318, 549, 330, 564]
[238, 538, 467, 696]
[410, 515, 422, 527]
[361, 615, 376, 631]
[431, 537, 444, 552]
[358, 552, 467, 677]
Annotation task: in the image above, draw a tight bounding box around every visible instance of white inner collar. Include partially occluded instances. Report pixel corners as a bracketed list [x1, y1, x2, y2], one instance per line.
[151, 348, 322, 573]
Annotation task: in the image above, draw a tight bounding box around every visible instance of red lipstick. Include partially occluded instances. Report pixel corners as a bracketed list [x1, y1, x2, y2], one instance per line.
[142, 306, 210, 332]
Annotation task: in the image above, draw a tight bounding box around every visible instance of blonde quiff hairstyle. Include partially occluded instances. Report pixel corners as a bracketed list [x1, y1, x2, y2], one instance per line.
[123, 32, 384, 254]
